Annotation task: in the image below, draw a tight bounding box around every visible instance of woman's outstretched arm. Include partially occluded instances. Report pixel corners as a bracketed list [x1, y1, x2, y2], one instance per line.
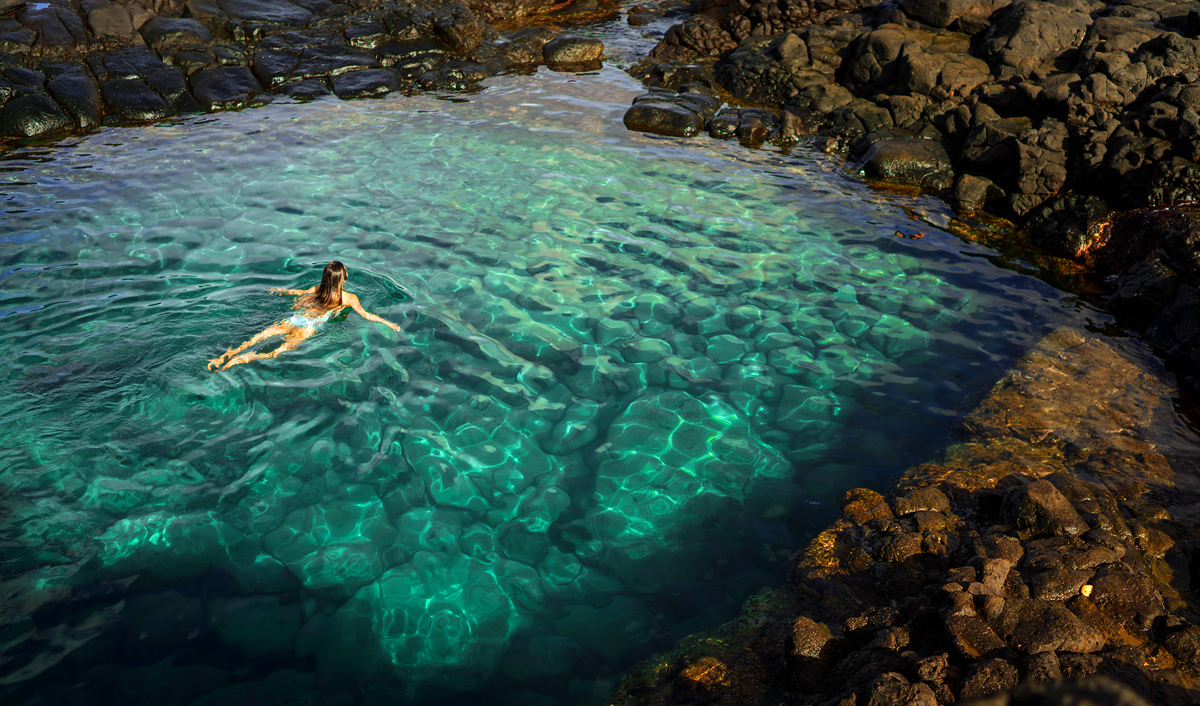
[344, 292, 401, 332]
[269, 286, 314, 296]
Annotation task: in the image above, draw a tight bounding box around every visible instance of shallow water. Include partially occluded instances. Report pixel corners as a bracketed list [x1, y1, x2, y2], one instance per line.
[1, 67, 1104, 705]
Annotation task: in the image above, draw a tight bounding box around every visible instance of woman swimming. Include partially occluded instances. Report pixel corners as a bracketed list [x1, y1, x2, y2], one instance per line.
[208, 260, 402, 371]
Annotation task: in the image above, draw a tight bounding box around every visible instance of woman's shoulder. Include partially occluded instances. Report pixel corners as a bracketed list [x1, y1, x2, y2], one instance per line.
[342, 291, 360, 304]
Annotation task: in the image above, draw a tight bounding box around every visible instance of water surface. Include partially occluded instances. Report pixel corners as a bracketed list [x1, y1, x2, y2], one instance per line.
[1, 67, 1102, 705]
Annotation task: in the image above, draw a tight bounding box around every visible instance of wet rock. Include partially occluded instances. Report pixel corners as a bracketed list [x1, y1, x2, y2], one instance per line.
[543, 35, 604, 65]
[251, 49, 298, 88]
[856, 133, 953, 190]
[274, 78, 329, 100]
[215, 0, 312, 26]
[190, 65, 261, 109]
[0, 92, 72, 137]
[331, 67, 399, 99]
[953, 174, 1005, 212]
[344, 21, 386, 49]
[623, 100, 703, 138]
[1025, 193, 1110, 259]
[101, 78, 170, 121]
[102, 47, 169, 81]
[141, 17, 213, 54]
[649, 14, 736, 63]
[47, 69, 102, 129]
[0, 28, 36, 54]
[433, 3, 482, 54]
[292, 43, 378, 80]
[416, 58, 486, 90]
[146, 67, 201, 114]
[1004, 479, 1089, 538]
[0, 0, 26, 15]
[464, 0, 556, 22]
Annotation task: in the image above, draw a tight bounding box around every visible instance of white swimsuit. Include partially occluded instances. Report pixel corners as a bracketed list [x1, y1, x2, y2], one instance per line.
[287, 311, 332, 329]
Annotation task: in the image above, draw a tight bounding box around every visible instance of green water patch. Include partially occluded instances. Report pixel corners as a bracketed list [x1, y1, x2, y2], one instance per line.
[0, 69, 1100, 704]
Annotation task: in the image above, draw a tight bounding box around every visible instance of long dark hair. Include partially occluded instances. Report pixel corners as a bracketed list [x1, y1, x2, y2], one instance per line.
[300, 261, 346, 310]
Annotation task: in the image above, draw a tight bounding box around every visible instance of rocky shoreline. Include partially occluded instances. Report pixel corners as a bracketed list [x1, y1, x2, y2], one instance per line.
[608, 328, 1200, 705]
[0, 0, 606, 143]
[9, 2, 1200, 705]
[611, 8, 1200, 702]
[619, 0, 1200, 399]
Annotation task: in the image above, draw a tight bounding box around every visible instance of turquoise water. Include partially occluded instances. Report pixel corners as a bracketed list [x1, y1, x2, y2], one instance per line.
[1, 68, 1097, 705]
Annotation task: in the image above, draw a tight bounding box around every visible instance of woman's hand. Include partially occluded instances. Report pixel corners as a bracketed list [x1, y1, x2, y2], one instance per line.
[388, 322, 401, 332]
[268, 287, 285, 295]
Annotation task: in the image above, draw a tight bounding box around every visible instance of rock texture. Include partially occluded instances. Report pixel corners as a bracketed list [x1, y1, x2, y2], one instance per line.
[608, 327, 1200, 706]
[0, 0, 605, 147]
[628, 0, 1200, 221]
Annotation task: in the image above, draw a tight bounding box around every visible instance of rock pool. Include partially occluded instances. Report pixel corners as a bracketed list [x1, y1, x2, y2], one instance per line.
[0, 67, 1104, 705]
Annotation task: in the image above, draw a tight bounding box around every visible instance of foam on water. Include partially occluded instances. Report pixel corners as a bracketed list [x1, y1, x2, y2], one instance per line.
[0, 68, 1102, 704]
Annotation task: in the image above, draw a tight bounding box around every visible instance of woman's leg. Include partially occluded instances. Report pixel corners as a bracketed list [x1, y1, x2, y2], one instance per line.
[220, 326, 316, 370]
[209, 323, 290, 370]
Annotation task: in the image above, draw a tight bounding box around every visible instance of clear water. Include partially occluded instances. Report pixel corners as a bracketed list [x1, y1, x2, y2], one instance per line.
[0, 68, 1100, 705]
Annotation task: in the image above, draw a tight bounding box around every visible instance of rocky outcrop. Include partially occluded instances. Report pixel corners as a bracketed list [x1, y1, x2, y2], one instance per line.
[628, 0, 1200, 222]
[0, 0, 607, 148]
[609, 328, 1200, 706]
[620, 0, 1200, 397]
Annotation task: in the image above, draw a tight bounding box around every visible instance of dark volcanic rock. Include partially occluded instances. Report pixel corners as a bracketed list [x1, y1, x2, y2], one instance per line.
[146, 67, 202, 114]
[433, 3, 482, 54]
[101, 78, 171, 121]
[976, 1, 1091, 79]
[624, 101, 704, 138]
[141, 17, 214, 54]
[1025, 194, 1111, 259]
[252, 49, 299, 88]
[47, 70, 102, 129]
[344, 21, 387, 49]
[543, 35, 604, 65]
[216, 0, 312, 26]
[292, 44, 378, 80]
[0, 93, 71, 137]
[190, 66, 261, 109]
[464, 0, 556, 22]
[273, 78, 329, 101]
[103, 47, 169, 81]
[0, 0, 26, 16]
[1004, 479, 1089, 538]
[331, 68, 399, 99]
[856, 134, 953, 190]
